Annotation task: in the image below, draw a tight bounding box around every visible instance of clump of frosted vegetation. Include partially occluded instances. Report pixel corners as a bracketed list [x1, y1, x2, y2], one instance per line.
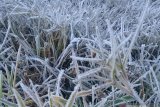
[0, 0, 160, 106]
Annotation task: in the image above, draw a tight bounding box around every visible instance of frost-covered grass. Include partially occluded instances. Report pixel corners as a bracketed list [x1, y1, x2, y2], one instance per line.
[0, 0, 160, 107]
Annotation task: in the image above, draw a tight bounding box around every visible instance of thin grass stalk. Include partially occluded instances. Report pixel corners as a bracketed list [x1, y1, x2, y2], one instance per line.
[56, 70, 64, 96]
[12, 88, 26, 107]
[0, 19, 11, 51]
[48, 87, 53, 107]
[13, 45, 22, 87]
[20, 82, 41, 106]
[0, 99, 18, 107]
[35, 35, 41, 56]
[65, 84, 80, 107]
[126, 0, 150, 62]
[30, 80, 43, 107]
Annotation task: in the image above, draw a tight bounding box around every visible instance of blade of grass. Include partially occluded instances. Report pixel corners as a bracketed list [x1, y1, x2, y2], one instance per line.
[65, 84, 80, 107]
[0, 46, 12, 56]
[53, 96, 67, 106]
[12, 88, 26, 107]
[30, 80, 43, 107]
[126, 0, 150, 62]
[13, 45, 22, 87]
[35, 35, 40, 56]
[0, 19, 11, 51]
[0, 99, 18, 107]
[56, 70, 64, 96]
[20, 82, 42, 107]
[70, 56, 103, 62]
[48, 87, 53, 107]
